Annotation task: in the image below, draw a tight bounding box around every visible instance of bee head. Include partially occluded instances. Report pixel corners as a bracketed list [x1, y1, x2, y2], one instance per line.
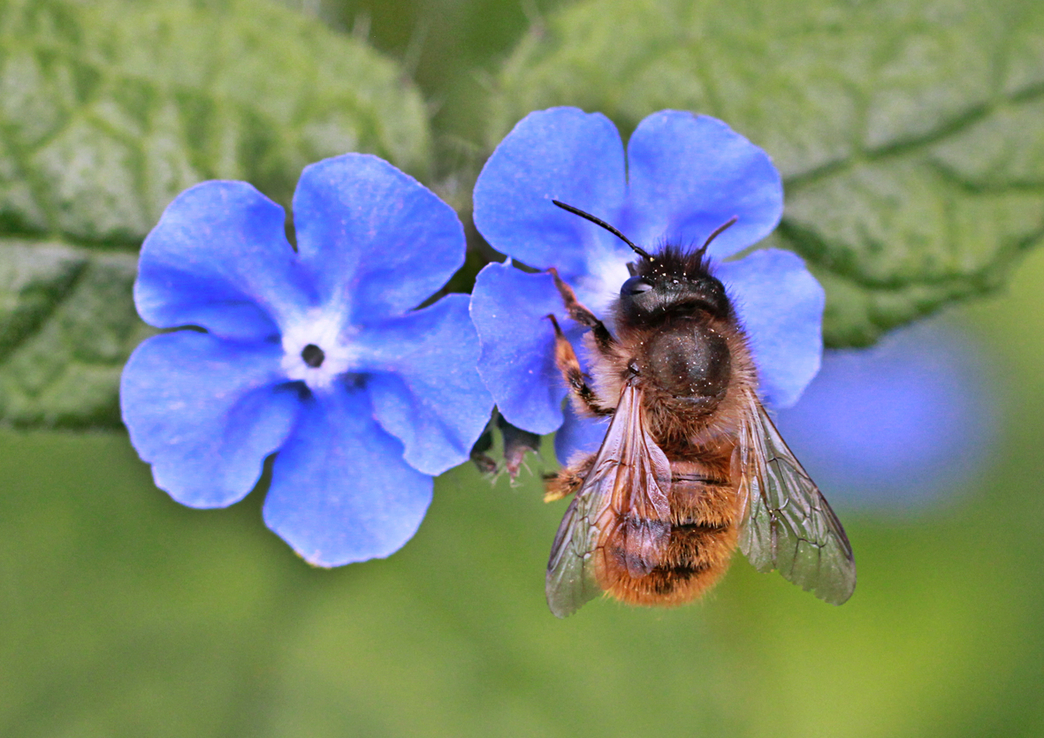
[550, 200, 737, 325]
[619, 250, 733, 323]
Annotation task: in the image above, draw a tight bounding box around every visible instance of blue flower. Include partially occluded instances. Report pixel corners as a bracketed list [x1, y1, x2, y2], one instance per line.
[469, 107, 823, 459]
[774, 320, 997, 510]
[121, 153, 492, 567]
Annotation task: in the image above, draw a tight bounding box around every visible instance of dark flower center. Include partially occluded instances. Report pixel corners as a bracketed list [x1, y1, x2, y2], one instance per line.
[301, 344, 325, 368]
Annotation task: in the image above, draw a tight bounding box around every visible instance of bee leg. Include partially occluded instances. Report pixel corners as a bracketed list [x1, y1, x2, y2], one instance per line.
[548, 314, 615, 417]
[549, 267, 615, 353]
[544, 454, 595, 502]
[544, 469, 581, 502]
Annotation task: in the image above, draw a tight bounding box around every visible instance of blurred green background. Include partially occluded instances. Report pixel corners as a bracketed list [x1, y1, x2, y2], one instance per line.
[9, 252, 1044, 738]
[3, 0, 1044, 736]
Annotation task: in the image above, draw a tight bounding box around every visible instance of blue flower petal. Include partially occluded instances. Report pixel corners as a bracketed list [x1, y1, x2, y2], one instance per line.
[353, 294, 493, 476]
[470, 263, 587, 434]
[135, 181, 311, 341]
[624, 112, 783, 259]
[553, 402, 610, 465]
[292, 153, 465, 323]
[263, 387, 432, 567]
[473, 107, 626, 279]
[715, 249, 824, 409]
[120, 331, 300, 507]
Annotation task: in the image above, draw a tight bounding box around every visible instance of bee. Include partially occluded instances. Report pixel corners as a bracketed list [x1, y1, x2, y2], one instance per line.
[543, 200, 856, 618]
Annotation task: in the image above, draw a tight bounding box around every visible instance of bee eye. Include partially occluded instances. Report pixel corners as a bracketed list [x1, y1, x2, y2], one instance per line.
[621, 276, 653, 296]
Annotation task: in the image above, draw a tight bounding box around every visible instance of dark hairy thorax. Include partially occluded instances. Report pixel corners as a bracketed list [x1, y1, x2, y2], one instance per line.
[609, 244, 753, 453]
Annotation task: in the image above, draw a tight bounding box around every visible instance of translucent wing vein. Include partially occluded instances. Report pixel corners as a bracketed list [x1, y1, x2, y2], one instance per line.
[737, 393, 856, 605]
[546, 380, 671, 617]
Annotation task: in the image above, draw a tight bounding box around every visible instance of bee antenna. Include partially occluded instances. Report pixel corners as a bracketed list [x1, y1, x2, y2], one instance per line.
[697, 216, 739, 256]
[552, 200, 653, 260]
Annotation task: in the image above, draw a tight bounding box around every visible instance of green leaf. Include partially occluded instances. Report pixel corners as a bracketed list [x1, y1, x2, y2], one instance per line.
[486, 0, 1044, 346]
[0, 0, 432, 428]
[0, 241, 148, 426]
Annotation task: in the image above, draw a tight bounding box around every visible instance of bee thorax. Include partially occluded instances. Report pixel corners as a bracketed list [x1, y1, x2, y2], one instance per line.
[643, 322, 731, 404]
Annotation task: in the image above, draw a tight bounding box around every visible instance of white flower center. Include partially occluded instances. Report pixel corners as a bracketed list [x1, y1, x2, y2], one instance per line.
[281, 308, 358, 393]
[576, 248, 631, 315]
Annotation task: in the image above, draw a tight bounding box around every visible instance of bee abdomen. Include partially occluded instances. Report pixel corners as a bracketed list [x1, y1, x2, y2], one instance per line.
[649, 560, 713, 596]
[674, 520, 730, 532]
[598, 472, 741, 607]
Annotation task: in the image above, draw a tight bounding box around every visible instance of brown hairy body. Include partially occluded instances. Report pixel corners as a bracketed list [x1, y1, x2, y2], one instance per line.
[547, 306, 757, 607]
[541, 200, 855, 618]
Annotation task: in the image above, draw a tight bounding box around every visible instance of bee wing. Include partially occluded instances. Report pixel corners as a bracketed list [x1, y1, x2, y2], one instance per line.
[736, 393, 857, 605]
[546, 381, 672, 618]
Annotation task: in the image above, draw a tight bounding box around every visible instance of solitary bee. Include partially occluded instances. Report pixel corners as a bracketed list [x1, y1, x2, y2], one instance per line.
[543, 200, 856, 618]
